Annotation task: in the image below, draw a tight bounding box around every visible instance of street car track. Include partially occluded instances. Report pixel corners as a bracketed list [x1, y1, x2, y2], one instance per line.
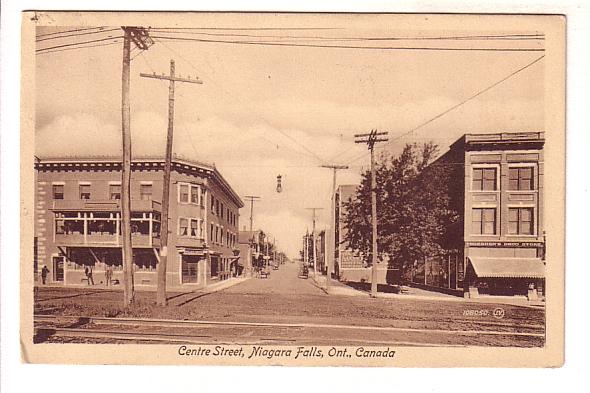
[34, 314, 545, 340]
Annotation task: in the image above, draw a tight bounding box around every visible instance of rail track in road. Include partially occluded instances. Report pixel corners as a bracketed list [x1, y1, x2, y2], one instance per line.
[33, 314, 545, 346]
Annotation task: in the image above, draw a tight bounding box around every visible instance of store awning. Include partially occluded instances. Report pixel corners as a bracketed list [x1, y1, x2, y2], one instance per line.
[468, 257, 545, 279]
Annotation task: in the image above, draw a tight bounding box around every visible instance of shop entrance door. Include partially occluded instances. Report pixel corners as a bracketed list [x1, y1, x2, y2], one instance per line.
[181, 255, 200, 283]
[52, 256, 64, 282]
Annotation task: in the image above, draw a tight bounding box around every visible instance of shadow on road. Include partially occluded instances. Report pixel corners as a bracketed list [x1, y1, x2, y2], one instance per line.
[35, 290, 117, 303]
[345, 282, 402, 294]
[34, 317, 92, 343]
[173, 292, 214, 307]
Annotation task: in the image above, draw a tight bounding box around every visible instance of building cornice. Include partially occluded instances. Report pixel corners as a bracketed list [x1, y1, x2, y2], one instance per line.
[35, 156, 244, 208]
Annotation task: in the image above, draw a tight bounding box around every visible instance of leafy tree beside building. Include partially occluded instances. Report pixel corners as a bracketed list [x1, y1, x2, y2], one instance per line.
[342, 142, 462, 285]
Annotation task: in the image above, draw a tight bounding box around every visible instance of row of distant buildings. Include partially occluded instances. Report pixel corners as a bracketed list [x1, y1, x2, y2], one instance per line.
[326, 132, 546, 300]
[34, 155, 267, 290]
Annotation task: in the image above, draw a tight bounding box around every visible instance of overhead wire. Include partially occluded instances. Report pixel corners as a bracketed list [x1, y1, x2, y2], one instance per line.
[35, 28, 121, 42]
[151, 27, 343, 31]
[150, 35, 545, 52]
[150, 29, 545, 42]
[152, 38, 328, 165]
[35, 26, 109, 38]
[34, 28, 546, 173]
[341, 54, 546, 166]
[36, 35, 123, 53]
[35, 40, 122, 55]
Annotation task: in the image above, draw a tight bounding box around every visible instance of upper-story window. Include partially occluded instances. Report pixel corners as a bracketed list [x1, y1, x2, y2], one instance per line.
[109, 184, 121, 200]
[215, 200, 220, 216]
[52, 184, 64, 200]
[191, 186, 199, 204]
[179, 184, 190, 203]
[190, 219, 199, 237]
[79, 184, 91, 200]
[508, 207, 534, 235]
[509, 167, 534, 191]
[140, 184, 153, 200]
[179, 183, 202, 205]
[211, 195, 215, 212]
[179, 218, 189, 236]
[472, 208, 496, 235]
[472, 168, 497, 191]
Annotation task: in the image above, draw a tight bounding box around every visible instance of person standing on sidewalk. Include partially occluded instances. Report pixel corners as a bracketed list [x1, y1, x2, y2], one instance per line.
[84, 265, 95, 285]
[41, 265, 49, 285]
[105, 265, 113, 286]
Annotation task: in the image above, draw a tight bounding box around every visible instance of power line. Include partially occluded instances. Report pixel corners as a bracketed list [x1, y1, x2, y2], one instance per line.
[35, 26, 108, 38]
[152, 27, 343, 31]
[153, 38, 328, 164]
[342, 54, 546, 165]
[151, 35, 544, 52]
[36, 28, 120, 42]
[150, 29, 544, 42]
[36, 36, 122, 53]
[35, 40, 122, 55]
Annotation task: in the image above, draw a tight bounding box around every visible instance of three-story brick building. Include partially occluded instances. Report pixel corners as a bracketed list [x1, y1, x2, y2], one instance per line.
[34, 156, 243, 289]
[414, 132, 546, 299]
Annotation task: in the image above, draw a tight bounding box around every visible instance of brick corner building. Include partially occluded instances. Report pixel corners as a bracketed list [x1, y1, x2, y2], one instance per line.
[34, 155, 243, 290]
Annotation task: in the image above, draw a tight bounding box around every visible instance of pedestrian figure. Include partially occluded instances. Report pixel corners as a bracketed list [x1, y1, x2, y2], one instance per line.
[41, 265, 49, 285]
[105, 265, 113, 286]
[84, 265, 95, 285]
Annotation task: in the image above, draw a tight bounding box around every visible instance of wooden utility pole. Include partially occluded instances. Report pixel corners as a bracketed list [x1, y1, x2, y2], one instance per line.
[355, 130, 389, 297]
[306, 208, 323, 278]
[303, 230, 309, 264]
[244, 195, 260, 277]
[140, 60, 202, 306]
[120, 26, 152, 306]
[321, 164, 348, 293]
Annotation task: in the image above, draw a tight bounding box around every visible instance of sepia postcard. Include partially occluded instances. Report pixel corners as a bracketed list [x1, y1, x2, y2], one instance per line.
[20, 11, 565, 367]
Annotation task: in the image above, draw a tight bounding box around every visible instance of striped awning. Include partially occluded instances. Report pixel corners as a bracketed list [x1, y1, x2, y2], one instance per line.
[468, 257, 545, 279]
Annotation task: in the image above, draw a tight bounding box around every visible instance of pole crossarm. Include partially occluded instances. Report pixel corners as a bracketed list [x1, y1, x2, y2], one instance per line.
[122, 26, 153, 50]
[140, 72, 203, 84]
[353, 131, 389, 137]
[320, 164, 349, 170]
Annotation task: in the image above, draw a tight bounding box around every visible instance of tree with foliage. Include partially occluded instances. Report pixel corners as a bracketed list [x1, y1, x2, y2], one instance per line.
[342, 142, 461, 284]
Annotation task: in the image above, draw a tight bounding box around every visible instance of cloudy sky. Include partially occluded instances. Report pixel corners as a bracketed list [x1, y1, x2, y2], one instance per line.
[35, 15, 545, 257]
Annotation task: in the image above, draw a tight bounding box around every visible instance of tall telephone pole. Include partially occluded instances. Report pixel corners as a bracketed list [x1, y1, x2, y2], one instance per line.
[354, 130, 389, 297]
[120, 26, 152, 306]
[244, 195, 260, 277]
[321, 164, 348, 293]
[305, 208, 323, 278]
[140, 60, 203, 306]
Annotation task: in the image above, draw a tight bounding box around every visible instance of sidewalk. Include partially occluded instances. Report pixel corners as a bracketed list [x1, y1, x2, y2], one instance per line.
[310, 272, 369, 297]
[200, 277, 249, 293]
[36, 276, 250, 294]
[309, 273, 545, 308]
